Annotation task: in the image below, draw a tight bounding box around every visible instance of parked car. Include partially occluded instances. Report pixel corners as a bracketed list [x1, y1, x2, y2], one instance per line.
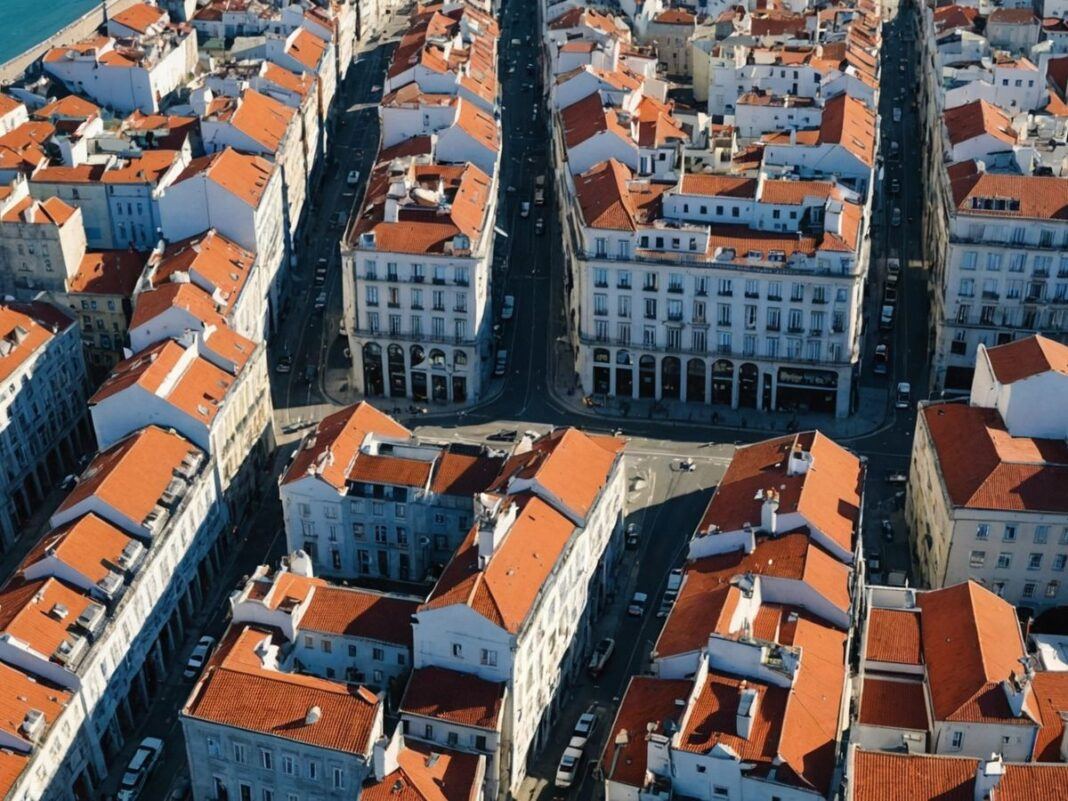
[873, 343, 889, 374]
[60, 474, 77, 491]
[520, 201, 531, 218]
[332, 211, 346, 226]
[625, 522, 640, 549]
[535, 174, 546, 205]
[183, 636, 216, 679]
[895, 381, 911, 409]
[627, 591, 648, 616]
[883, 285, 898, 305]
[588, 637, 615, 676]
[657, 590, 677, 618]
[501, 294, 516, 320]
[118, 738, 164, 801]
[535, 217, 545, 234]
[882, 519, 894, 542]
[890, 207, 902, 226]
[886, 257, 901, 284]
[555, 746, 584, 788]
[890, 177, 900, 194]
[879, 304, 894, 330]
[493, 349, 508, 377]
[885, 470, 908, 484]
[572, 707, 599, 748]
[346, 170, 361, 186]
[667, 568, 683, 592]
[892, 107, 902, 123]
[314, 291, 327, 311]
[889, 140, 900, 159]
[275, 355, 292, 373]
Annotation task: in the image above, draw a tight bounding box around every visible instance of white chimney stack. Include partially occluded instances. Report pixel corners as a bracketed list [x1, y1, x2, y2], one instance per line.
[973, 754, 1004, 801]
[760, 489, 779, 534]
[787, 444, 812, 476]
[373, 732, 401, 780]
[736, 683, 759, 739]
[289, 549, 314, 577]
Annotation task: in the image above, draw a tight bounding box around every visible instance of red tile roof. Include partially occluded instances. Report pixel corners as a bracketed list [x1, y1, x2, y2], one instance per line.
[0, 575, 95, 660]
[22, 513, 137, 585]
[185, 625, 381, 754]
[918, 582, 1034, 725]
[362, 740, 483, 801]
[865, 608, 922, 665]
[69, 250, 146, 295]
[989, 7, 1038, 24]
[173, 148, 276, 208]
[920, 403, 1068, 513]
[429, 447, 503, 496]
[697, 431, 861, 555]
[348, 453, 433, 488]
[1, 196, 78, 226]
[933, 4, 980, 34]
[949, 160, 1068, 220]
[1029, 671, 1068, 761]
[149, 228, 255, 315]
[677, 174, 757, 198]
[32, 94, 100, 121]
[299, 586, 418, 647]
[282, 403, 412, 490]
[0, 303, 64, 384]
[111, 2, 167, 33]
[859, 677, 929, 730]
[943, 99, 1017, 147]
[817, 92, 876, 166]
[983, 335, 1068, 384]
[400, 666, 505, 730]
[601, 676, 692, 788]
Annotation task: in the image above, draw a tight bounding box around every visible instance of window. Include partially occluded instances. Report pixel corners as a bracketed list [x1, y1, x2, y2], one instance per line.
[447, 732, 459, 746]
[452, 643, 463, 658]
[322, 639, 332, 654]
[332, 768, 345, 790]
[373, 647, 385, 661]
[425, 724, 434, 739]
[976, 524, 989, 541]
[480, 648, 498, 666]
[712, 787, 729, 798]
[234, 743, 247, 764]
[950, 731, 964, 749]
[476, 735, 488, 751]
[1029, 553, 1043, 571]
[307, 761, 318, 781]
[1003, 525, 1017, 542]
[1035, 526, 1049, 545]
[969, 550, 986, 569]
[261, 750, 273, 770]
[997, 553, 1013, 569]
[1047, 581, 1060, 599]
[1055, 555, 1067, 572]
[262, 790, 274, 801]
[282, 755, 295, 775]
[207, 737, 221, 757]
[1023, 582, 1037, 599]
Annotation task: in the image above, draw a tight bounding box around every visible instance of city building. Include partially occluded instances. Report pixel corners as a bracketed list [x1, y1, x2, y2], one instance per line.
[907, 335, 1068, 610]
[0, 424, 228, 801]
[43, 27, 199, 115]
[280, 402, 502, 582]
[0, 301, 89, 554]
[412, 427, 626, 795]
[0, 181, 87, 294]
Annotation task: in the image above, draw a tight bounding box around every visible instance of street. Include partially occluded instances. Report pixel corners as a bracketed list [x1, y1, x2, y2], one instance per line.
[110, 0, 932, 796]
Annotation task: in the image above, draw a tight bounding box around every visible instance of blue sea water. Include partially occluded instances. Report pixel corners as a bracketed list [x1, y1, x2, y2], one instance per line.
[0, 0, 100, 64]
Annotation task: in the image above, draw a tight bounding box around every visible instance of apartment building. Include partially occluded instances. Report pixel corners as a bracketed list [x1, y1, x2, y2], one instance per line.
[280, 402, 502, 582]
[0, 425, 228, 801]
[602, 431, 858, 801]
[43, 27, 199, 115]
[411, 428, 626, 796]
[362, 735, 486, 801]
[181, 624, 384, 801]
[0, 182, 87, 293]
[266, 26, 338, 130]
[907, 336, 1068, 611]
[0, 302, 89, 555]
[88, 325, 274, 520]
[159, 147, 287, 333]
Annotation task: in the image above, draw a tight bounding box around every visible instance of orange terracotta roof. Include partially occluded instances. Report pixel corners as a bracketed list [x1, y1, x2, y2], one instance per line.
[601, 676, 692, 788]
[920, 403, 1068, 513]
[219, 88, 295, 152]
[983, 334, 1068, 384]
[362, 740, 483, 801]
[185, 625, 381, 754]
[697, 431, 861, 555]
[1, 196, 77, 226]
[573, 159, 640, 231]
[0, 660, 70, 743]
[286, 28, 329, 71]
[1030, 671, 1068, 761]
[299, 586, 417, 646]
[818, 92, 876, 166]
[918, 581, 1034, 725]
[760, 179, 843, 205]
[851, 750, 1068, 801]
[282, 403, 412, 490]
[561, 93, 628, 149]
[70, 250, 146, 295]
[102, 149, 180, 185]
[111, 2, 166, 33]
[488, 428, 623, 519]
[260, 62, 315, 97]
[422, 494, 576, 632]
[948, 160, 1068, 220]
[33, 94, 100, 121]
[0, 120, 53, 173]
[859, 677, 928, 730]
[0, 303, 63, 384]
[989, 7, 1037, 24]
[655, 533, 851, 658]
[0, 94, 22, 117]
[129, 281, 223, 331]
[173, 147, 275, 208]
[150, 229, 254, 315]
[348, 453, 432, 488]
[944, 99, 1017, 147]
[678, 173, 758, 198]
[428, 448, 503, 496]
[0, 576, 95, 659]
[655, 8, 696, 24]
[22, 514, 137, 585]
[400, 666, 505, 730]
[453, 98, 498, 150]
[865, 608, 922, 665]
[933, 4, 980, 33]
[57, 425, 203, 527]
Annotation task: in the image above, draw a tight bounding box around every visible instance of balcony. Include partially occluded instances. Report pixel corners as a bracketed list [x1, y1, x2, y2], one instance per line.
[812, 296, 828, 305]
[717, 290, 733, 298]
[667, 285, 684, 294]
[767, 324, 780, 332]
[788, 325, 804, 334]
[617, 282, 632, 290]
[594, 280, 609, 288]
[982, 291, 1000, 300]
[667, 313, 684, 322]
[744, 291, 760, 299]
[642, 284, 658, 293]
[768, 295, 782, 302]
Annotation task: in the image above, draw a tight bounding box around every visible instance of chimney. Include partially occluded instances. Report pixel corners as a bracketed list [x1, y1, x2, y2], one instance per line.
[1002, 660, 1034, 718]
[787, 443, 812, 476]
[973, 754, 1004, 801]
[288, 549, 314, 577]
[475, 494, 516, 568]
[760, 489, 779, 534]
[373, 733, 400, 780]
[305, 705, 321, 725]
[736, 683, 759, 739]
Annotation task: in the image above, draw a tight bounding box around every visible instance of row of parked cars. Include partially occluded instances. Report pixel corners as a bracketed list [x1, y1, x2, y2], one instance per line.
[555, 706, 601, 789]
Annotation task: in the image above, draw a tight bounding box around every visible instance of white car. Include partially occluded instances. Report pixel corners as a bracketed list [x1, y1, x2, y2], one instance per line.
[555, 746, 584, 788]
[346, 170, 361, 186]
[895, 382, 911, 409]
[314, 291, 327, 311]
[501, 294, 515, 320]
[572, 707, 599, 748]
[118, 738, 164, 801]
[183, 635, 216, 679]
[520, 201, 530, 218]
[892, 107, 902, 123]
[627, 591, 648, 616]
[886, 257, 901, 284]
